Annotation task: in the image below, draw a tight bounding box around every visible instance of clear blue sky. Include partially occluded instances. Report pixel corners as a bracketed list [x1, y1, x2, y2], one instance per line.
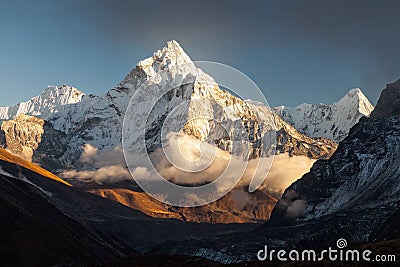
[1, 0, 400, 107]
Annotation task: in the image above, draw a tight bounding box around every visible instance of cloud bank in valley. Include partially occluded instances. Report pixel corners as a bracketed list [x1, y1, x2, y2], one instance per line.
[62, 165, 130, 184]
[131, 133, 315, 194]
[61, 144, 130, 184]
[62, 134, 315, 194]
[78, 144, 126, 168]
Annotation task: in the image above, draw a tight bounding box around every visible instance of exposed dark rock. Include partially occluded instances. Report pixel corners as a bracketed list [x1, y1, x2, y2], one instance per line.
[371, 79, 400, 119]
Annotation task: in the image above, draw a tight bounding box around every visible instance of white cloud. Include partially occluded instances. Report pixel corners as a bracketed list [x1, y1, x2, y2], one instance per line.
[62, 165, 130, 184]
[78, 144, 125, 167]
[61, 144, 129, 184]
[130, 133, 315, 194]
[62, 134, 315, 192]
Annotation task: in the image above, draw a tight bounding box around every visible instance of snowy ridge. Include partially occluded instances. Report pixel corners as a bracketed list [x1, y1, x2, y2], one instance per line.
[0, 85, 85, 120]
[0, 41, 336, 169]
[273, 88, 374, 142]
[39, 41, 200, 152]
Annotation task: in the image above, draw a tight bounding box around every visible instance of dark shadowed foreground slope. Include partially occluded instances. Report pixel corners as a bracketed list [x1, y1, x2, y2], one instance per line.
[0, 159, 132, 266]
[0, 148, 255, 266]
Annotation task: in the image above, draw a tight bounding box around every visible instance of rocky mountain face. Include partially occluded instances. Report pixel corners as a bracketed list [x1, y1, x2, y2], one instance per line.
[271, 80, 400, 226]
[371, 79, 400, 119]
[0, 128, 6, 148]
[273, 113, 336, 158]
[274, 88, 374, 142]
[122, 45, 336, 161]
[0, 114, 70, 170]
[1, 114, 45, 161]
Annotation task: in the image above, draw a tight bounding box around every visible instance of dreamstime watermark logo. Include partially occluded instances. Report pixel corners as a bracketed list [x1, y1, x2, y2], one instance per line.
[122, 61, 276, 207]
[257, 238, 396, 262]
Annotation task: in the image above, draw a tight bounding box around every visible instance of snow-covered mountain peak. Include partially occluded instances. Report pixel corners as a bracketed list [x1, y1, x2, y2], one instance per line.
[347, 87, 362, 96]
[0, 84, 85, 121]
[1, 41, 337, 174]
[335, 88, 374, 116]
[137, 40, 192, 73]
[153, 40, 191, 64]
[40, 84, 85, 103]
[273, 88, 374, 142]
[115, 40, 198, 94]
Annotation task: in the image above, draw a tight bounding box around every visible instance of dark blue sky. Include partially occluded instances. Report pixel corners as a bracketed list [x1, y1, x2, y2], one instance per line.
[1, 0, 400, 107]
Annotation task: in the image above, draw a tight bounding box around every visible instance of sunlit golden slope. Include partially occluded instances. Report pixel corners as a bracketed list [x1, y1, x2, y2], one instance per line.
[92, 189, 181, 220]
[90, 188, 278, 223]
[0, 147, 71, 186]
